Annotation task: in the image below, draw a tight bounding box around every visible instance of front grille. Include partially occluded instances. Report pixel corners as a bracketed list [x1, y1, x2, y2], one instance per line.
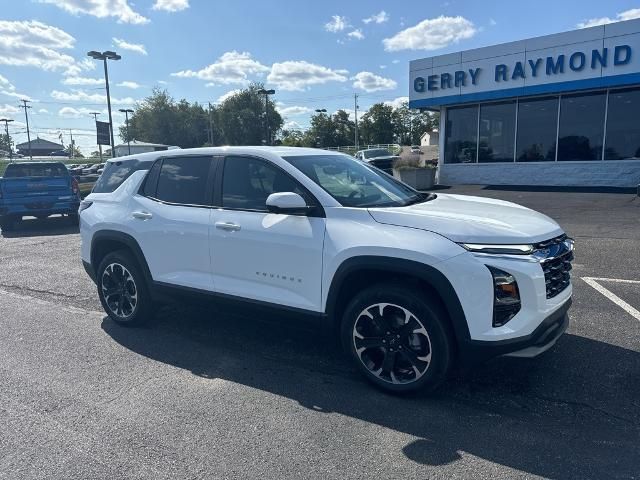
[537, 235, 574, 298]
[370, 158, 394, 173]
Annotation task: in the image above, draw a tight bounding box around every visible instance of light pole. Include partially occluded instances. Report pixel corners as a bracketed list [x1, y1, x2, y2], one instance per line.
[119, 108, 134, 155]
[87, 50, 121, 157]
[315, 109, 327, 113]
[257, 88, 275, 145]
[0, 118, 14, 162]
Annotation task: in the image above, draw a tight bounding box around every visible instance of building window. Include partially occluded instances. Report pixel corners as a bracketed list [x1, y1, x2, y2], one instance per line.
[478, 101, 516, 163]
[516, 97, 559, 162]
[605, 87, 640, 160]
[444, 105, 478, 164]
[558, 92, 606, 161]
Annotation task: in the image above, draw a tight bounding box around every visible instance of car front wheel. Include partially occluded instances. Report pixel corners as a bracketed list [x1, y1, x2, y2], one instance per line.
[97, 250, 154, 326]
[341, 283, 453, 393]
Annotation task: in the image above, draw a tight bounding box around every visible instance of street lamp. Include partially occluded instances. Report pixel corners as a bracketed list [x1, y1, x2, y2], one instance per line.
[0, 118, 14, 161]
[315, 109, 327, 113]
[119, 108, 134, 155]
[87, 50, 121, 157]
[257, 88, 275, 145]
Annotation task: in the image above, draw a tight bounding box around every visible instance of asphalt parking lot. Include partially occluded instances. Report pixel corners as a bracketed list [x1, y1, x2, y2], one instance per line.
[1, 186, 639, 480]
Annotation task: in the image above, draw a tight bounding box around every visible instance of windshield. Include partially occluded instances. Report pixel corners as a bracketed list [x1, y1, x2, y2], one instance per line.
[283, 154, 429, 208]
[362, 149, 392, 159]
[4, 163, 68, 178]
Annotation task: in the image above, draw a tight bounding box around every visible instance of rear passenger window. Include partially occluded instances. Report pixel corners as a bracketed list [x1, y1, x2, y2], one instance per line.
[141, 160, 161, 197]
[155, 156, 212, 205]
[93, 159, 141, 193]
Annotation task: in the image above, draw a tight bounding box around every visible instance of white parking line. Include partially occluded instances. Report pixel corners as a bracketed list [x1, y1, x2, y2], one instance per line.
[581, 277, 640, 322]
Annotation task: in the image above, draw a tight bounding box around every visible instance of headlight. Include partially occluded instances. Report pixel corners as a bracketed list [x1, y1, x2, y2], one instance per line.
[488, 266, 521, 327]
[460, 243, 534, 255]
[78, 200, 93, 213]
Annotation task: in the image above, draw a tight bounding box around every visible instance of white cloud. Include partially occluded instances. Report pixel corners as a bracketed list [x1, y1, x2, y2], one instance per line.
[577, 8, 640, 28]
[348, 29, 365, 40]
[391, 59, 400, 64]
[0, 74, 32, 100]
[379, 65, 387, 69]
[489, 18, 497, 26]
[216, 89, 241, 103]
[325, 15, 349, 33]
[38, 0, 149, 24]
[352, 71, 397, 92]
[157, 80, 169, 85]
[268, 61, 348, 91]
[113, 37, 148, 55]
[284, 120, 303, 130]
[363, 11, 389, 24]
[0, 20, 77, 72]
[0, 104, 20, 116]
[58, 106, 97, 118]
[62, 76, 104, 86]
[171, 51, 269, 85]
[38, 108, 49, 114]
[117, 81, 142, 89]
[384, 96, 409, 109]
[153, 0, 190, 12]
[383, 15, 477, 51]
[51, 89, 136, 105]
[277, 104, 313, 117]
[64, 57, 98, 77]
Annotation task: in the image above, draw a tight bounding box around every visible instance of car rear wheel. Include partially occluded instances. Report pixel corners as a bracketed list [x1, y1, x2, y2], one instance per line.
[97, 250, 154, 327]
[341, 283, 453, 393]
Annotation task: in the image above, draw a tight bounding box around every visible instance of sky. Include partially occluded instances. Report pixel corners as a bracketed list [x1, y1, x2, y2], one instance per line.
[1, 0, 639, 154]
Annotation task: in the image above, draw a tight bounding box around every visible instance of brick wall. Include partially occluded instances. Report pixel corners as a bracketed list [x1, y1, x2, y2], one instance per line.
[439, 160, 640, 187]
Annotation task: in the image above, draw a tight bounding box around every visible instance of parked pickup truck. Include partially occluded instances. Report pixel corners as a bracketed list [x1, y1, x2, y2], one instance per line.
[0, 162, 81, 232]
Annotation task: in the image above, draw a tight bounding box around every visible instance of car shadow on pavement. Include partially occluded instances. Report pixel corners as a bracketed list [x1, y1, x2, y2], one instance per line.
[0, 216, 79, 238]
[102, 304, 640, 479]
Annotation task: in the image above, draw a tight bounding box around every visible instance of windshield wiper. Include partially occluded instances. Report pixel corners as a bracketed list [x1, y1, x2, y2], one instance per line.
[401, 193, 436, 206]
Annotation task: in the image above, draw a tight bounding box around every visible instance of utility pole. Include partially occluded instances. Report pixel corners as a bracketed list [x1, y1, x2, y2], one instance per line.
[257, 88, 275, 145]
[89, 112, 103, 161]
[19, 99, 32, 160]
[208, 102, 214, 146]
[118, 109, 134, 155]
[69, 129, 74, 159]
[354, 93, 359, 150]
[0, 118, 14, 162]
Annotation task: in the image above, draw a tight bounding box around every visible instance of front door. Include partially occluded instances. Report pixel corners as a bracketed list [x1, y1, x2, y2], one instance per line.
[210, 155, 325, 312]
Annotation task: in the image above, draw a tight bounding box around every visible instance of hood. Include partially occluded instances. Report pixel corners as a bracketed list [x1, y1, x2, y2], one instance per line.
[368, 193, 563, 244]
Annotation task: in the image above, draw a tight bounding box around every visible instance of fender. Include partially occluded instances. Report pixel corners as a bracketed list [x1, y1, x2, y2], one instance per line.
[90, 230, 154, 289]
[325, 256, 471, 343]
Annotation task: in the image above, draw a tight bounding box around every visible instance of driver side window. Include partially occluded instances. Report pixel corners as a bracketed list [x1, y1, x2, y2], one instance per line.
[222, 156, 305, 211]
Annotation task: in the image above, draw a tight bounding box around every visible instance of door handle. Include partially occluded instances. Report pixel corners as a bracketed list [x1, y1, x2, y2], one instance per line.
[132, 211, 153, 220]
[215, 221, 241, 232]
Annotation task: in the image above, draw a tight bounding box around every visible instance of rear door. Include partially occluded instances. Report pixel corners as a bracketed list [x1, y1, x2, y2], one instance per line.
[132, 155, 217, 291]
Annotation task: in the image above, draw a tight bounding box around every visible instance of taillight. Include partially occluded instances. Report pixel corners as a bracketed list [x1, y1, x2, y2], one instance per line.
[72, 177, 79, 195]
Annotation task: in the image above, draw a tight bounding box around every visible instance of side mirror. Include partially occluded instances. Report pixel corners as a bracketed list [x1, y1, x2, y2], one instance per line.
[266, 192, 310, 215]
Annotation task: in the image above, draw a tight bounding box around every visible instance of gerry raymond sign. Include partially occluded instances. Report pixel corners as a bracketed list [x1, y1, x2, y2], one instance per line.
[413, 45, 632, 92]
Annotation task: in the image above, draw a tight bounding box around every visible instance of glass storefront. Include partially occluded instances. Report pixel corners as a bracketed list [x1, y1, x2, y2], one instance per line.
[443, 87, 640, 163]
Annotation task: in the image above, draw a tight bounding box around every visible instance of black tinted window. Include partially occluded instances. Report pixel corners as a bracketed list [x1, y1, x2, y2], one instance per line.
[605, 87, 640, 160]
[155, 156, 212, 205]
[4, 163, 68, 178]
[516, 97, 559, 162]
[222, 156, 304, 210]
[558, 92, 606, 161]
[93, 159, 142, 193]
[141, 160, 162, 197]
[444, 105, 478, 164]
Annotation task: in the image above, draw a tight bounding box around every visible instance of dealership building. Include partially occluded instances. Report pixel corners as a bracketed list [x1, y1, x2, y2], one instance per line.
[409, 18, 640, 187]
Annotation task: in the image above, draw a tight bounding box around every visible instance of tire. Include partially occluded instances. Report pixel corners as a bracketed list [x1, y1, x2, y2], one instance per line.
[97, 250, 154, 327]
[341, 283, 453, 394]
[0, 216, 16, 232]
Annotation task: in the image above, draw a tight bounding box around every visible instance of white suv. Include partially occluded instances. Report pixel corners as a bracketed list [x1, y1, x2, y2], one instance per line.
[80, 147, 573, 393]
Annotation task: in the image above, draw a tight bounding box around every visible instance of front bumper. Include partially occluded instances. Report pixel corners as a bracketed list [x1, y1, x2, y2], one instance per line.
[459, 298, 571, 366]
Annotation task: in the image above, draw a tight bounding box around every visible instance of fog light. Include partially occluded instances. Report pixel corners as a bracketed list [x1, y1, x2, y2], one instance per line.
[488, 266, 521, 327]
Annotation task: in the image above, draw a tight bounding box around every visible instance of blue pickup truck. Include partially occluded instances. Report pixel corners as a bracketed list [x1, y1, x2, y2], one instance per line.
[0, 162, 81, 232]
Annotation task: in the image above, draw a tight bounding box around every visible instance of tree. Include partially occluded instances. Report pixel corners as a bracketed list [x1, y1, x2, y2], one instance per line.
[216, 83, 283, 145]
[392, 101, 438, 145]
[280, 129, 306, 147]
[359, 103, 395, 145]
[65, 143, 83, 158]
[0, 133, 12, 153]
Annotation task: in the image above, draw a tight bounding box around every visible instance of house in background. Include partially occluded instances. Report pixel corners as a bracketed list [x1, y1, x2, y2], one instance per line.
[420, 130, 439, 147]
[16, 137, 63, 156]
[114, 140, 179, 157]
